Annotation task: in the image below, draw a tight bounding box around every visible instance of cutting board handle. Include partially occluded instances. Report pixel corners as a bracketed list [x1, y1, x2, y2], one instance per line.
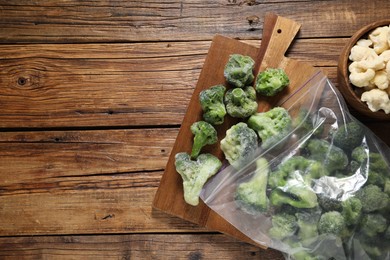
[255, 13, 301, 71]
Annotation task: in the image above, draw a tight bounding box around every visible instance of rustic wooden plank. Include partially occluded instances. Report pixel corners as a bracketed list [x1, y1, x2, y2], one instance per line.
[0, 234, 284, 260]
[0, 0, 388, 43]
[0, 129, 176, 184]
[0, 173, 204, 235]
[0, 38, 346, 66]
[0, 39, 344, 128]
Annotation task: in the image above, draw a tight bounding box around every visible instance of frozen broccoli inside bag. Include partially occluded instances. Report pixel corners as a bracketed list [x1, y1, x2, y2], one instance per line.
[201, 72, 390, 260]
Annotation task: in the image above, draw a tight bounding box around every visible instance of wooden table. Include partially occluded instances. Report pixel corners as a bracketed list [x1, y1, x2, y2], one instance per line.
[0, 1, 389, 259]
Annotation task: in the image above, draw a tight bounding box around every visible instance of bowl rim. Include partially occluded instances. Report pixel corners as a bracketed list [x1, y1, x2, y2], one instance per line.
[337, 19, 390, 120]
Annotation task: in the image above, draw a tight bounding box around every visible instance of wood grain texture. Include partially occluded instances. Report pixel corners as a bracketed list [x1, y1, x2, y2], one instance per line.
[1, 2, 390, 258]
[0, 0, 389, 43]
[0, 129, 176, 184]
[0, 234, 284, 260]
[0, 172, 204, 236]
[0, 39, 343, 129]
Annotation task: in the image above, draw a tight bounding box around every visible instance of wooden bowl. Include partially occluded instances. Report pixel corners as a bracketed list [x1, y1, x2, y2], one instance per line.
[337, 19, 390, 120]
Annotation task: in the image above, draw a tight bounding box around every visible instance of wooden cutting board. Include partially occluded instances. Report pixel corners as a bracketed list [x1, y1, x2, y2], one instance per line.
[153, 13, 321, 247]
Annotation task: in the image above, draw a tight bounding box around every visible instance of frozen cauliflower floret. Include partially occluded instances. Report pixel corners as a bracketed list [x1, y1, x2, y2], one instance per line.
[349, 61, 376, 87]
[349, 45, 376, 62]
[380, 49, 390, 63]
[386, 61, 390, 79]
[370, 70, 389, 90]
[361, 88, 390, 114]
[356, 38, 373, 48]
[358, 51, 385, 71]
[369, 26, 390, 54]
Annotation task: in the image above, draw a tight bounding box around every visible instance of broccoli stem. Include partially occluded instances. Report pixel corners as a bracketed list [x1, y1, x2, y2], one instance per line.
[231, 88, 245, 105]
[191, 135, 205, 159]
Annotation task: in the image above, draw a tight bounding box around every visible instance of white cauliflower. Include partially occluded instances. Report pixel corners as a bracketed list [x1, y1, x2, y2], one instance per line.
[386, 61, 390, 80]
[348, 61, 375, 87]
[370, 70, 389, 90]
[369, 26, 390, 54]
[379, 49, 390, 63]
[356, 39, 373, 48]
[349, 45, 376, 62]
[348, 25, 390, 114]
[358, 51, 385, 71]
[361, 88, 390, 114]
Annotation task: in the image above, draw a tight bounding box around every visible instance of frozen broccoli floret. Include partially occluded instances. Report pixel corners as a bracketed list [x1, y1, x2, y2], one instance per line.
[333, 121, 365, 152]
[295, 210, 321, 245]
[385, 225, 390, 239]
[224, 54, 255, 88]
[268, 156, 328, 189]
[305, 139, 348, 174]
[224, 87, 258, 118]
[175, 152, 222, 206]
[351, 146, 368, 163]
[190, 121, 218, 159]
[341, 196, 362, 226]
[284, 239, 324, 260]
[270, 182, 318, 209]
[220, 122, 258, 167]
[318, 211, 346, 236]
[355, 184, 389, 213]
[366, 153, 390, 188]
[268, 212, 298, 240]
[360, 213, 387, 237]
[385, 179, 390, 196]
[235, 158, 270, 214]
[318, 194, 342, 212]
[359, 238, 384, 259]
[351, 148, 390, 189]
[248, 107, 292, 149]
[199, 85, 227, 125]
[255, 68, 290, 96]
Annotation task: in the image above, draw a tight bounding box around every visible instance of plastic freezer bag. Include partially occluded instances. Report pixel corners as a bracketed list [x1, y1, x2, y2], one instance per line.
[200, 72, 390, 260]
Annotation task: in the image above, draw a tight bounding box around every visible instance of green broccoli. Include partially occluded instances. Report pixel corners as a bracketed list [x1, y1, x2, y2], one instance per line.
[284, 239, 323, 260]
[224, 87, 258, 118]
[360, 213, 387, 237]
[341, 196, 362, 226]
[235, 158, 270, 214]
[190, 121, 218, 159]
[355, 184, 389, 213]
[385, 225, 390, 239]
[351, 147, 390, 189]
[220, 122, 258, 168]
[248, 107, 292, 149]
[224, 54, 255, 88]
[268, 156, 328, 189]
[270, 182, 318, 209]
[385, 178, 390, 196]
[333, 121, 365, 152]
[318, 194, 342, 212]
[255, 68, 290, 96]
[366, 153, 389, 188]
[351, 146, 369, 163]
[295, 210, 321, 245]
[199, 85, 227, 125]
[175, 152, 222, 206]
[268, 212, 298, 240]
[305, 139, 348, 174]
[359, 237, 384, 259]
[317, 211, 346, 236]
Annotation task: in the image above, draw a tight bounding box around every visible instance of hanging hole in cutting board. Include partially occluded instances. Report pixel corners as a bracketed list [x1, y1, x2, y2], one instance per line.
[277, 29, 282, 33]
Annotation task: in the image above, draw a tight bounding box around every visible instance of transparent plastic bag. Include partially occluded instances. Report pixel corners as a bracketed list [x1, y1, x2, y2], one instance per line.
[201, 71, 390, 260]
